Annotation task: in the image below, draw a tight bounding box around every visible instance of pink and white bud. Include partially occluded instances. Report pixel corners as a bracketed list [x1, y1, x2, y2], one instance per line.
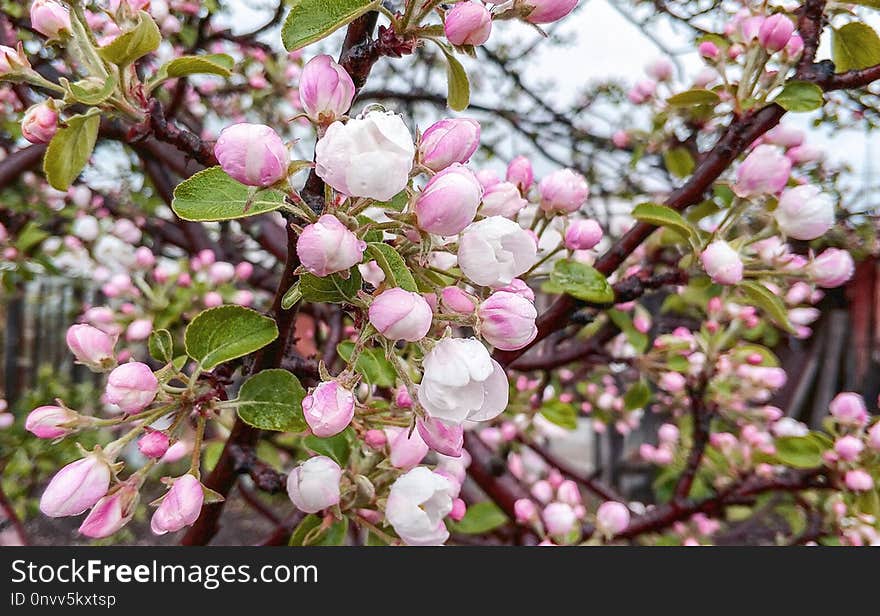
[699, 41, 719, 60]
[480, 181, 528, 218]
[701, 240, 743, 285]
[764, 125, 804, 148]
[478, 291, 538, 351]
[385, 426, 429, 470]
[208, 261, 235, 285]
[302, 381, 355, 437]
[234, 261, 253, 280]
[835, 436, 864, 462]
[299, 54, 355, 123]
[104, 362, 159, 413]
[315, 110, 415, 201]
[658, 423, 679, 444]
[647, 58, 674, 81]
[125, 318, 152, 342]
[26, 405, 77, 439]
[214, 123, 287, 187]
[829, 392, 868, 426]
[419, 118, 481, 172]
[733, 145, 791, 198]
[21, 101, 58, 144]
[758, 14, 794, 53]
[596, 501, 630, 536]
[506, 155, 533, 192]
[497, 278, 535, 301]
[138, 430, 170, 459]
[522, 0, 579, 25]
[542, 502, 577, 536]
[296, 214, 365, 277]
[785, 34, 804, 59]
[286, 455, 342, 513]
[514, 498, 538, 523]
[564, 219, 603, 250]
[539, 168, 589, 214]
[369, 288, 433, 342]
[868, 422, 880, 451]
[556, 480, 581, 506]
[440, 286, 476, 314]
[417, 415, 464, 457]
[444, 2, 492, 46]
[66, 324, 116, 371]
[415, 164, 483, 235]
[30, 0, 71, 39]
[659, 371, 686, 393]
[458, 216, 538, 288]
[809, 248, 853, 288]
[845, 469, 874, 492]
[40, 453, 111, 517]
[151, 474, 205, 535]
[386, 467, 452, 546]
[774, 185, 834, 241]
[364, 429, 386, 449]
[79, 482, 139, 538]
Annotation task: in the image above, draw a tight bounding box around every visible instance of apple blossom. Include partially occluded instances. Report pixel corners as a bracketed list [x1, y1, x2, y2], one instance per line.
[596, 501, 630, 536]
[733, 145, 791, 198]
[829, 393, 868, 426]
[30, 0, 71, 39]
[369, 288, 433, 342]
[809, 249, 854, 288]
[774, 185, 834, 241]
[414, 164, 483, 235]
[444, 2, 492, 46]
[299, 54, 355, 123]
[564, 219, 603, 250]
[542, 502, 576, 536]
[138, 430, 170, 459]
[214, 123, 288, 187]
[40, 454, 111, 517]
[416, 415, 464, 457]
[478, 291, 538, 351]
[105, 362, 159, 413]
[296, 214, 366, 277]
[386, 467, 453, 546]
[458, 216, 538, 288]
[21, 101, 58, 144]
[286, 456, 343, 513]
[539, 168, 589, 214]
[79, 482, 139, 538]
[151, 474, 205, 535]
[418, 118, 481, 172]
[66, 324, 116, 371]
[521, 0, 580, 24]
[26, 405, 78, 439]
[701, 241, 743, 285]
[480, 181, 528, 218]
[758, 14, 794, 53]
[302, 381, 355, 438]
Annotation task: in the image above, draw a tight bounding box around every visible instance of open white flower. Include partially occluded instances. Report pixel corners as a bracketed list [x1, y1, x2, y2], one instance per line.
[386, 467, 453, 546]
[458, 216, 537, 288]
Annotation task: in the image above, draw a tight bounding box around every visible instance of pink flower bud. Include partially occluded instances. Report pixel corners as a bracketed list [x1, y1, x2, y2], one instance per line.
[785, 34, 804, 59]
[302, 381, 355, 437]
[539, 168, 589, 214]
[296, 214, 365, 277]
[701, 240, 743, 285]
[542, 502, 576, 535]
[449, 498, 467, 522]
[738, 15, 764, 42]
[415, 164, 483, 235]
[868, 422, 880, 451]
[134, 246, 156, 268]
[440, 286, 477, 314]
[497, 278, 535, 301]
[647, 58, 674, 81]
[835, 436, 864, 462]
[384, 426, 428, 470]
[40, 454, 111, 517]
[21, 101, 58, 144]
[658, 423, 679, 444]
[758, 14, 794, 53]
[564, 218, 603, 250]
[659, 371, 686, 393]
[395, 386, 413, 408]
[419, 118, 481, 172]
[515, 498, 538, 523]
[775, 185, 834, 241]
[522, 0, 579, 24]
[125, 318, 152, 342]
[417, 415, 464, 457]
[733, 145, 791, 198]
[830, 392, 868, 426]
[26, 405, 77, 439]
[105, 362, 159, 413]
[66, 324, 116, 371]
[364, 429, 387, 449]
[506, 155, 533, 191]
[531, 479, 554, 503]
[476, 169, 501, 189]
[151, 474, 205, 535]
[214, 123, 288, 187]
[596, 501, 630, 536]
[699, 41, 719, 60]
[556, 480, 581, 506]
[30, 0, 71, 39]
[299, 54, 355, 123]
[845, 469, 874, 492]
[480, 181, 528, 218]
[764, 124, 804, 148]
[138, 430, 170, 459]
[444, 2, 492, 46]
[369, 288, 433, 342]
[478, 291, 538, 351]
[202, 291, 222, 307]
[208, 261, 235, 285]
[286, 455, 342, 513]
[235, 261, 253, 280]
[809, 248, 854, 288]
[79, 482, 139, 538]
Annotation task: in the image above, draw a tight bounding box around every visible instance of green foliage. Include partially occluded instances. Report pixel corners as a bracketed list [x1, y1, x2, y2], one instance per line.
[98, 11, 161, 66]
[543, 259, 615, 304]
[148, 329, 174, 363]
[281, 0, 377, 51]
[236, 369, 307, 432]
[832, 22, 880, 72]
[773, 81, 824, 112]
[364, 242, 418, 291]
[448, 502, 508, 534]
[43, 112, 100, 191]
[540, 400, 578, 430]
[171, 167, 288, 222]
[302, 428, 355, 466]
[299, 269, 363, 304]
[184, 305, 279, 370]
[337, 341, 397, 387]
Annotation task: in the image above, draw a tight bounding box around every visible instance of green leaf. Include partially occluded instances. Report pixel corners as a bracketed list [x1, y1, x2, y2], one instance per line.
[667, 89, 720, 107]
[171, 167, 288, 222]
[281, 281, 303, 310]
[43, 112, 100, 191]
[364, 242, 417, 292]
[773, 81, 824, 112]
[448, 502, 508, 534]
[303, 428, 354, 466]
[850, 0, 880, 8]
[373, 190, 409, 212]
[148, 329, 174, 363]
[337, 341, 397, 387]
[607, 309, 648, 353]
[236, 369, 307, 432]
[438, 44, 470, 111]
[98, 11, 161, 66]
[832, 22, 880, 72]
[663, 147, 695, 179]
[623, 380, 651, 411]
[539, 400, 578, 430]
[300, 269, 362, 304]
[631, 202, 700, 244]
[185, 305, 278, 370]
[67, 76, 117, 105]
[281, 0, 377, 51]
[289, 514, 348, 545]
[160, 54, 234, 79]
[13, 222, 49, 253]
[774, 435, 824, 469]
[738, 281, 795, 333]
[542, 259, 615, 304]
